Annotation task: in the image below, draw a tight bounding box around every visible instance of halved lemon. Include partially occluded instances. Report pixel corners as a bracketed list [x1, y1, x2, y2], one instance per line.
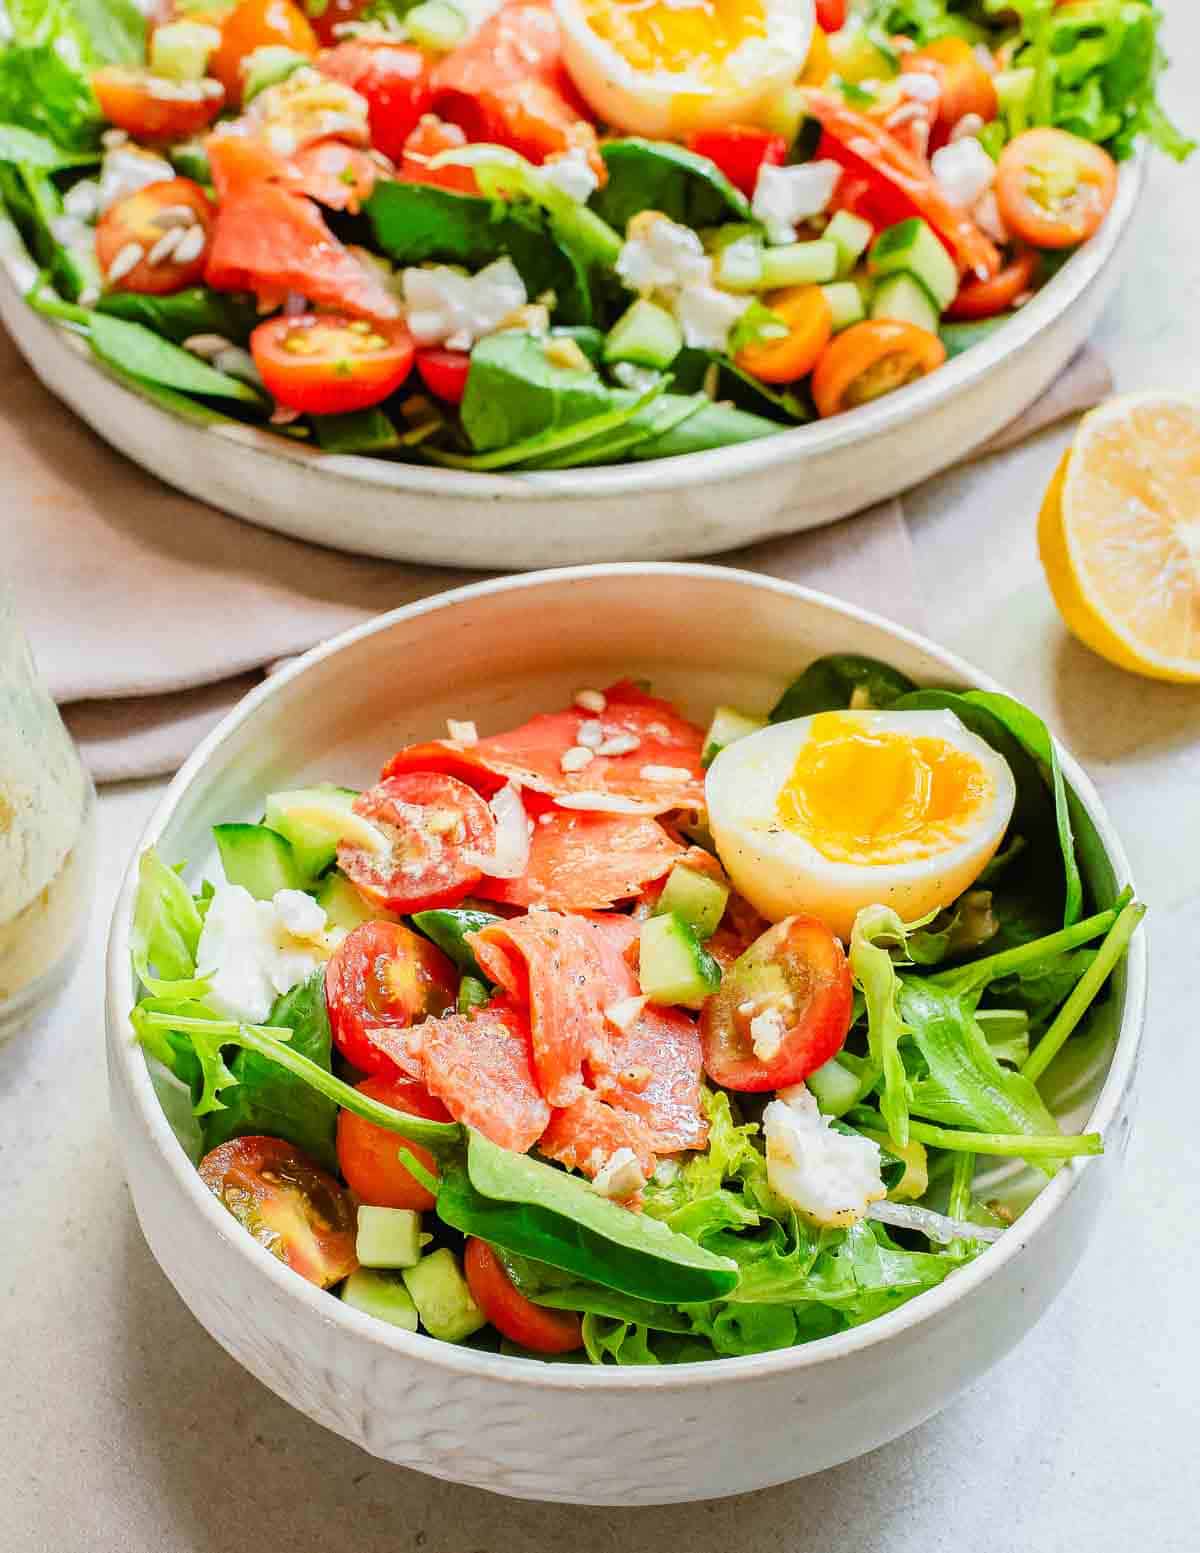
[1039, 392, 1200, 683]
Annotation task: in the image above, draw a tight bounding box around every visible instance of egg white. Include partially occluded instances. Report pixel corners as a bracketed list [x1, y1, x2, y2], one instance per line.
[705, 709, 1017, 942]
[552, 0, 814, 138]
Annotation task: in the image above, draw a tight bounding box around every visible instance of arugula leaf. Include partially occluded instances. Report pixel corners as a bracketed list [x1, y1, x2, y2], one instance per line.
[591, 140, 755, 232]
[0, 0, 146, 149]
[202, 971, 340, 1170]
[849, 907, 912, 1147]
[130, 848, 208, 1002]
[0, 124, 99, 169]
[770, 655, 918, 722]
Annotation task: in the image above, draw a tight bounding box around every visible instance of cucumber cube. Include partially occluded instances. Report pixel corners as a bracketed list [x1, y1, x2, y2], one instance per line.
[821, 281, 866, 332]
[824, 210, 874, 277]
[149, 19, 221, 81]
[356, 1207, 424, 1269]
[759, 239, 838, 289]
[714, 234, 765, 292]
[638, 912, 722, 1009]
[242, 45, 312, 103]
[654, 863, 730, 941]
[701, 704, 766, 766]
[212, 822, 302, 900]
[403, 1249, 486, 1342]
[868, 218, 957, 312]
[313, 870, 381, 933]
[603, 298, 683, 370]
[806, 1055, 864, 1117]
[405, 1, 468, 52]
[871, 272, 940, 334]
[263, 784, 364, 883]
[340, 1269, 419, 1331]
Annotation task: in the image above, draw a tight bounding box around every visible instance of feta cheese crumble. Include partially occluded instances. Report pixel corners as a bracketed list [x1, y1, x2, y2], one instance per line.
[763, 1085, 886, 1228]
[675, 284, 751, 352]
[402, 258, 527, 349]
[541, 147, 599, 203]
[749, 1006, 786, 1062]
[616, 215, 710, 294]
[592, 1147, 646, 1200]
[196, 883, 331, 1025]
[931, 136, 995, 209]
[751, 160, 841, 244]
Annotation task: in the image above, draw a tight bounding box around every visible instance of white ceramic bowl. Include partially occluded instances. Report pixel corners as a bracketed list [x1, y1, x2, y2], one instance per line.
[6, 156, 1142, 570]
[105, 566, 1146, 1505]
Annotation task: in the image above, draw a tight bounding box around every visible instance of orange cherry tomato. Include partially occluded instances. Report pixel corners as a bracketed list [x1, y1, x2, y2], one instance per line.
[700, 916, 853, 1092]
[811, 319, 947, 418]
[946, 247, 1038, 320]
[336, 1074, 452, 1210]
[93, 67, 225, 141]
[198, 1136, 358, 1287]
[250, 312, 414, 414]
[463, 1239, 585, 1355]
[210, 0, 318, 104]
[995, 128, 1118, 250]
[902, 36, 998, 143]
[94, 177, 214, 295]
[734, 285, 833, 385]
[325, 919, 458, 1077]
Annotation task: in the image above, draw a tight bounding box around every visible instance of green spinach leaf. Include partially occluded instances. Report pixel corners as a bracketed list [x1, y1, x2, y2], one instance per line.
[770, 654, 918, 721]
[313, 406, 402, 454]
[591, 139, 755, 232]
[412, 908, 503, 976]
[96, 287, 260, 345]
[629, 397, 781, 459]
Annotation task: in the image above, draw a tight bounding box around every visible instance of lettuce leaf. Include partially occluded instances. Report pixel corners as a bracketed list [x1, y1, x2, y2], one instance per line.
[0, 0, 147, 150]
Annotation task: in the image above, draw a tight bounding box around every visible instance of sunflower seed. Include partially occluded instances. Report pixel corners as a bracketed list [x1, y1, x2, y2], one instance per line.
[172, 224, 207, 265]
[105, 242, 144, 284]
[560, 746, 595, 773]
[596, 732, 640, 757]
[146, 227, 184, 266]
[149, 203, 198, 231]
[182, 333, 234, 359]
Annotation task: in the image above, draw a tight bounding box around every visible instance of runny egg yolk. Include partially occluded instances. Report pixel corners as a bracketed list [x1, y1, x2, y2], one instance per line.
[776, 712, 995, 865]
[580, 0, 766, 78]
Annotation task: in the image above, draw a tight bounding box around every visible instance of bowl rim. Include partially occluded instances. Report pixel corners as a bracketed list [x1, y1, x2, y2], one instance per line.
[9, 151, 1144, 505]
[106, 562, 1147, 1392]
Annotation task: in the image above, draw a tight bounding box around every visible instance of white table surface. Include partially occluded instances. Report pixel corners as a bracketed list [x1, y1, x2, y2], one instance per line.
[5, 15, 1199, 1546]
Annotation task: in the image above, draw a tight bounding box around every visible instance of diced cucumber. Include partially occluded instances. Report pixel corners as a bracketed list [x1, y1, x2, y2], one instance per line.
[702, 704, 766, 767]
[759, 239, 837, 289]
[868, 219, 957, 312]
[149, 19, 220, 81]
[807, 1054, 864, 1117]
[314, 870, 381, 933]
[241, 44, 310, 102]
[340, 1268, 420, 1330]
[457, 975, 490, 1013]
[169, 140, 211, 184]
[212, 822, 302, 899]
[603, 299, 683, 370]
[713, 233, 765, 292]
[859, 1129, 929, 1202]
[827, 23, 898, 84]
[871, 272, 940, 334]
[757, 84, 808, 146]
[824, 210, 873, 277]
[638, 912, 722, 1009]
[402, 1248, 486, 1342]
[356, 1206, 424, 1269]
[405, 1, 467, 51]
[822, 280, 866, 332]
[653, 863, 729, 941]
[263, 784, 364, 882]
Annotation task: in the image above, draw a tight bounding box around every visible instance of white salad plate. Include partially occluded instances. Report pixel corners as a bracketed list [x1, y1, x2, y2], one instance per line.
[106, 565, 1146, 1505]
[5, 155, 1142, 570]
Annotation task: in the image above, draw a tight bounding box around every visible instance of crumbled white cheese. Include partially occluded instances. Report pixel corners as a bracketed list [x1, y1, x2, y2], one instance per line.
[900, 71, 941, 102]
[674, 284, 751, 352]
[447, 718, 479, 744]
[402, 258, 527, 349]
[931, 136, 995, 209]
[751, 160, 841, 244]
[750, 1006, 786, 1062]
[541, 147, 599, 203]
[610, 361, 663, 394]
[97, 146, 175, 213]
[763, 1085, 886, 1228]
[638, 764, 694, 782]
[971, 187, 1009, 244]
[616, 215, 711, 295]
[196, 884, 330, 1025]
[592, 1147, 646, 1200]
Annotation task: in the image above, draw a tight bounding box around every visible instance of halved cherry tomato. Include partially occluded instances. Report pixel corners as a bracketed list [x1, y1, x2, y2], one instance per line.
[95, 177, 214, 295]
[464, 1239, 584, 1355]
[946, 247, 1038, 320]
[211, 0, 318, 103]
[415, 346, 472, 404]
[700, 916, 853, 1092]
[995, 128, 1117, 250]
[734, 284, 833, 385]
[814, 0, 846, 30]
[338, 773, 497, 914]
[250, 312, 414, 414]
[92, 67, 224, 141]
[325, 919, 458, 1077]
[336, 1073, 451, 1209]
[685, 126, 787, 200]
[316, 40, 433, 161]
[811, 318, 946, 418]
[303, 0, 370, 45]
[902, 36, 998, 144]
[399, 114, 479, 192]
[198, 1136, 358, 1287]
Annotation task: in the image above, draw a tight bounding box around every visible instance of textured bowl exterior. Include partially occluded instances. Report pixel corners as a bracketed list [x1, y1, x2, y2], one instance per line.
[105, 568, 1146, 1505]
[4, 156, 1142, 569]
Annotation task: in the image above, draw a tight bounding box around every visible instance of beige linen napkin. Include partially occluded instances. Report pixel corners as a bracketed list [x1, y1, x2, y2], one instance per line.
[1, 322, 1110, 783]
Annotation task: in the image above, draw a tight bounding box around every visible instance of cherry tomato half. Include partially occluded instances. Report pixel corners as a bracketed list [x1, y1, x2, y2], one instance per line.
[700, 915, 853, 1092]
[902, 36, 998, 144]
[211, 0, 318, 104]
[685, 126, 787, 200]
[337, 773, 497, 914]
[93, 67, 225, 141]
[995, 128, 1117, 250]
[317, 40, 433, 162]
[734, 284, 833, 385]
[815, 0, 846, 30]
[946, 247, 1038, 320]
[811, 318, 946, 418]
[250, 312, 414, 414]
[336, 1073, 451, 1210]
[95, 176, 214, 296]
[464, 1239, 584, 1355]
[325, 919, 458, 1077]
[198, 1135, 358, 1287]
[415, 346, 472, 404]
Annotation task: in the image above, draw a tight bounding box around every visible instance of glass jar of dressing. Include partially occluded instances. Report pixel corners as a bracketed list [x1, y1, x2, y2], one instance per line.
[0, 585, 95, 1041]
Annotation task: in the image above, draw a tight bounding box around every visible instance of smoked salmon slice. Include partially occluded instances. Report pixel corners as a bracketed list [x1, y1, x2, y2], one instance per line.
[538, 1092, 657, 1180]
[476, 808, 682, 912]
[419, 1001, 549, 1153]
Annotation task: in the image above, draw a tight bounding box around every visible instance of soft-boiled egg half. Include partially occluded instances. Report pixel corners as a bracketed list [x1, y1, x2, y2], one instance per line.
[706, 709, 1017, 942]
[553, 0, 814, 138]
